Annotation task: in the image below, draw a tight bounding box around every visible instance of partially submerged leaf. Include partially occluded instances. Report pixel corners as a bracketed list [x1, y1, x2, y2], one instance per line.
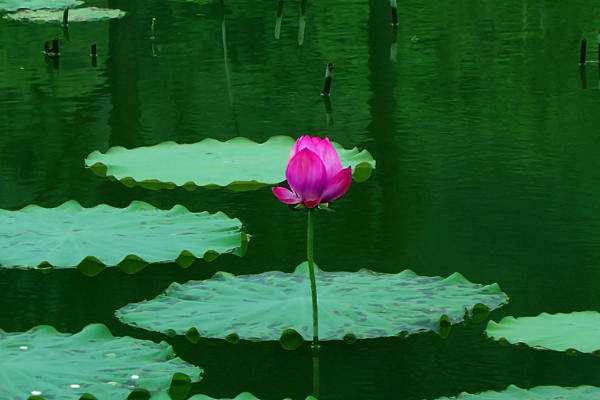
[486, 311, 600, 355]
[3, 7, 126, 23]
[85, 136, 376, 191]
[0, 0, 83, 12]
[0, 324, 201, 400]
[117, 263, 508, 343]
[432, 384, 600, 399]
[0, 201, 247, 275]
[280, 328, 304, 350]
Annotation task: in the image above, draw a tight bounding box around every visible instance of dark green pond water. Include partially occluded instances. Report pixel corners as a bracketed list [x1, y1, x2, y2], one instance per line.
[1, 1, 600, 399]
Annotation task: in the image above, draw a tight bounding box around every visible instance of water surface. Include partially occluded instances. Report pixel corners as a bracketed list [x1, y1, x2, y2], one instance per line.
[1, 1, 600, 399]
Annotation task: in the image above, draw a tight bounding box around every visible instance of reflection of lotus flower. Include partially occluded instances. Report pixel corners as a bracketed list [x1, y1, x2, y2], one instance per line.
[273, 136, 352, 208]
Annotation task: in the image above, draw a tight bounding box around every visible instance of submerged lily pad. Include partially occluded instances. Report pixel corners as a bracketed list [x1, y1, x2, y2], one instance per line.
[188, 394, 317, 400]
[85, 136, 376, 191]
[485, 311, 600, 355]
[116, 263, 508, 346]
[0, 0, 83, 12]
[3, 7, 126, 23]
[0, 201, 247, 276]
[0, 323, 201, 400]
[432, 384, 600, 399]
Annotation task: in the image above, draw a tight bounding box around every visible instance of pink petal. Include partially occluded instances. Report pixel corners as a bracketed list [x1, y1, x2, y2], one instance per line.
[272, 187, 300, 204]
[289, 136, 316, 160]
[320, 167, 352, 203]
[286, 148, 327, 205]
[289, 136, 343, 180]
[315, 137, 343, 179]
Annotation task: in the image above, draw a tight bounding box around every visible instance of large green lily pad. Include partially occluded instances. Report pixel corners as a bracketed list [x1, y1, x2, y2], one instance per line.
[3, 7, 126, 22]
[188, 394, 317, 400]
[485, 311, 600, 355]
[85, 136, 376, 191]
[0, 0, 83, 12]
[116, 263, 508, 346]
[432, 384, 600, 399]
[0, 323, 201, 400]
[0, 200, 247, 276]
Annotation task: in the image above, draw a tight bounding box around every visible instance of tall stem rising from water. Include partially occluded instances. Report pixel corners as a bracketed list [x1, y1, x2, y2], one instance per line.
[307, 208, 320, 397]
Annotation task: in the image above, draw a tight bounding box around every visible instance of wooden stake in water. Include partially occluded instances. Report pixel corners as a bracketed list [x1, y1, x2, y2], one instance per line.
[43, 37, 60, 57]
[91, 43, 97, 67]
[150, 18, 156, 39]
[390, 0, 398, 26]
[62, 8, 69, 26]
[43, 37, 60, 69]
[62, 8, 70, 41]
[275, 0, 284, 39]
[321, 62, 334, 96]
[580, 38, 587, 66]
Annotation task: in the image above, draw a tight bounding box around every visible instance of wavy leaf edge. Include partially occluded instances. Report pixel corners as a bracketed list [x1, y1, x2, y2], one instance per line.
[84, 136, 376, 190]
[117, 264, 508, 345]
[0, 200, 247, 276]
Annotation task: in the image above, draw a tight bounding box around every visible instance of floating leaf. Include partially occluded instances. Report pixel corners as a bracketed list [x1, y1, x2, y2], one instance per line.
[3, 7, 126, 23]
[486, 311, 600, 355]
[85, 136, 376, 191]
[0, 201, 247, 276]
[188, 394, 317, 400]
[0, 324, 201, 400]
[432, 384, 600, 399]
[0, 0, 83, 12]
[117, 263, 508, 344]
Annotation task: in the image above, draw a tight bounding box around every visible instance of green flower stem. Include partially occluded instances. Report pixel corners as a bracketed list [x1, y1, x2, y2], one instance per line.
[307, 207, 320, 398]
[307, 208, 319, 341]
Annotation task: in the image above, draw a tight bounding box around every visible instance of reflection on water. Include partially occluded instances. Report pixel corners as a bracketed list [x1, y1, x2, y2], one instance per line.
[1, 0, 600, 399]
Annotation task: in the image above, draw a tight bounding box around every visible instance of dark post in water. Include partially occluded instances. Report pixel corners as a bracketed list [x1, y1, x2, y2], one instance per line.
[580, 38, 586, 66]
[52, 37, 59, 54]
[62, 8, 69, 26]
[322, 62, 334, 96]
[91, 43, 97, 67]
[390, 0, 398, 26]
[43, 37, 59, 56]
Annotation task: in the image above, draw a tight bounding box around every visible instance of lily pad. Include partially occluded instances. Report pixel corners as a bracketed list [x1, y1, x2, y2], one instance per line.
[188, 394, 317, 400]
[85, 136, 376, 191]
[0, 0, 83, 12]
[432, 384, 600, 399]
[116, 263, 508, 346]
[485, 311, 600, 355]
[0, 200, 247, 276]
[3, 7, 126, 23]
[0, 323, 201, 400]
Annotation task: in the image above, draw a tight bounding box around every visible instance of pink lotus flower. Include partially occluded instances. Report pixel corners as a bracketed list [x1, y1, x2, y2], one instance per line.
[273, 136, 352, 208]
